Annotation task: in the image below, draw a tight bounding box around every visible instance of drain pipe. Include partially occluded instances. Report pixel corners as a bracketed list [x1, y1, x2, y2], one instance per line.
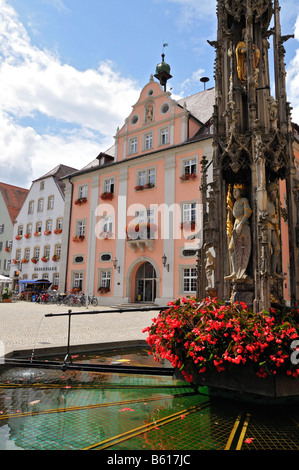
[64, 176, 74, 293]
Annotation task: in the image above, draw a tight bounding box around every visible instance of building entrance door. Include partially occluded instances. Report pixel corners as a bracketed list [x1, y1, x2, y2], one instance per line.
[135, 262, 156, 302]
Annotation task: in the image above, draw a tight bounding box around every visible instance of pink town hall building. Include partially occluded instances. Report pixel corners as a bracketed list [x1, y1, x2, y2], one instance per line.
[58, 72, 216, 306]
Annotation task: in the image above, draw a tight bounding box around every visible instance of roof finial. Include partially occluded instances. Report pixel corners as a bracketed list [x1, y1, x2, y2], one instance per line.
[155, 43, 172, 92]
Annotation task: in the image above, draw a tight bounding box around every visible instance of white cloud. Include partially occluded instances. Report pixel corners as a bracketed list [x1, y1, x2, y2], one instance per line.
[165, 0, 216, 30]
[286, 13, 299, 125]
[0, 0, 141, 188]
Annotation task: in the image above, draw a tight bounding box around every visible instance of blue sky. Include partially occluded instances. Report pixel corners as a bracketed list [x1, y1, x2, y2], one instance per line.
[1, 0, 299, 188]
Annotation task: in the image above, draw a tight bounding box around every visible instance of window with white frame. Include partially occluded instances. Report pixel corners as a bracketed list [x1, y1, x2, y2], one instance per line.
[48, 196, 54, 210]
[183, 158, 197, 176]
[28, 201, 34, 214]
[44, 245, 50, 258]
[15, 249, 21, 260]
[36, 222, 42, 234]
[18, 225, 23, 236]
[53, 273, 59, 286]
[4, 259, 11, 271]
[0, 224, 4, 234]
[101, 270, 111, 288]
[144, 133, 153, 150]
[24, 248, 30, 260]
[183, 268, 197, 293]
[77, 220, 86, 237]
[46, 220, 52, 232]
[79, 185, 88, 199]
[102, 217, 113, 234]
[57, 218, 63, 230]
[55, 244, 61, 257]
[130, 137, 138, 155]
[26, 223, 32, 236]
[34, 247, 40, 259]
[160, 127, 169, 145]
[137, 168, 156, 187]
[183, 203, 197, 223]
[104, 178, 115, 194]
[37, 198, 44, 212]
[74, 272, 83, 290]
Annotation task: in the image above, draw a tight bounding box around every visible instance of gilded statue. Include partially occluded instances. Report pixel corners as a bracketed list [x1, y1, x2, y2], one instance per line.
[225, 183, 252, 280]
[236, 41, 260, 82]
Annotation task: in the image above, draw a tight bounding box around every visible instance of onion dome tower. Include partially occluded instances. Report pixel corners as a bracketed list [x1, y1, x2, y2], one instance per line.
[154, 53, 172, 92]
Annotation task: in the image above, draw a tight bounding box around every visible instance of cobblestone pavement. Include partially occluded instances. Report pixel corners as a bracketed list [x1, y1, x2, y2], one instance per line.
[0, 301, 157, 357]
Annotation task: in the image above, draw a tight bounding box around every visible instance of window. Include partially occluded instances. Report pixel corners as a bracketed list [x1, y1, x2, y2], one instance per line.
[57, 218, 63, 230]
[160, 128, 169, 145]
[36, 222, 42, 234]
[144, 133, 153, 150]
[24, 248, 30, 260]
[104, 178, 115, 194]
[44, 245, 50, 258]
[34, 247, 40, 259]
[4, 259, 11, 271]
[40, 181, 44, 190]
[37, 198, 44, 212]
[28, 201, 34, 214]
[161, 103, 170, 114]
[183, 268, 197, 293]
[48, 196, 54, 210]
[18, 225, 23, 236]
[53, 273, 59, 286]
[184, 158, 197, 176]
[79, 185, 88, 199]
[131, 114, 139, 125]
[77, 220, 86, 237]
[74, 272, 83, 290]
[137, 168, 156, 188]
[102, 217, 113, 234]
[46, 220, 52, 232]
[26, 224, 32, 236]
[130, 138, 138, 154]
[0, 224, 4, 234]
[101, 271, 111, 288]
[15, 249, 21, 260]
[183, 203, 197, 223]
[55, 244, 61, 258]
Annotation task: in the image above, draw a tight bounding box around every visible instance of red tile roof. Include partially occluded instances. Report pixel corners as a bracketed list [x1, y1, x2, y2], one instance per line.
[0, 182, 29, 224]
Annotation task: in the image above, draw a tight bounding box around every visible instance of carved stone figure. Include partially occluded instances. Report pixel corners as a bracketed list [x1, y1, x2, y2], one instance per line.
[225, 184, 252, 280]
[266, 182, 284, 278]
[205, 249, 216, 288]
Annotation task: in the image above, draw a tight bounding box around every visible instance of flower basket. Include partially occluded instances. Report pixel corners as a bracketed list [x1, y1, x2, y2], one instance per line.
[12, 259, 20, 265]
[181, 221, 196, 231]
[54, 229, 62, 234]
[71, 287, 80, 294]
[180, 173, 197, 182]
[99, 231, 113, 239]
[98, 286, 110, 294]
[24, 233, 31, 239]
[22, 258, 29, 264]
[100, 192, 114, 201]
[31, 257, 39, 264]
[41, 256, 49, 262]
[44, 230, 51, 236]
[72, 235, 85, 242]
[34, 232, 41, 237]
[5, 247, 11, 252]
[143, 298, 299, 397]
[134, 185, 145, 191]
[52, 255, 60, 262]
[74, 197, 87, 205]
[15, 235, 22, 240]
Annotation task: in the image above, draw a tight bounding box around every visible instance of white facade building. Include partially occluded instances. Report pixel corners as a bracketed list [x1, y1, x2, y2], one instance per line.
[10, 165, 77, 288]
